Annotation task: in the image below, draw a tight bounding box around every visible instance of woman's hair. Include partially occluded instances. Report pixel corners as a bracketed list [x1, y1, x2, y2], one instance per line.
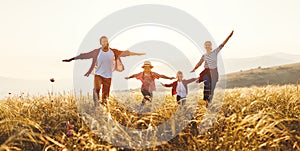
[204, 41, 212, 45]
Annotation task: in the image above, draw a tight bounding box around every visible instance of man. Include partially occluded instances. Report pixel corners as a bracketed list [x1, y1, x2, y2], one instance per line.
[161, 71, 198, 105]
[63, 36, 145, 106]
[125, 61, 175, 109]
[191, 30, 234, 105]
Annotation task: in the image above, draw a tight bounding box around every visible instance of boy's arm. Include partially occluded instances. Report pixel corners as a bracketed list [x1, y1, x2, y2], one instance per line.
[161, 82, 174, 87]
[191, 56, 204, 72]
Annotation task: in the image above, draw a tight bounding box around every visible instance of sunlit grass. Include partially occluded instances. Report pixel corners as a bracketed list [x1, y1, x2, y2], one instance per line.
[0, 85, 299, 150]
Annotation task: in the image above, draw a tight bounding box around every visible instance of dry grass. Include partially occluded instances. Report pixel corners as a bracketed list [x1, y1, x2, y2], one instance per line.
[0, 85, 299, 150]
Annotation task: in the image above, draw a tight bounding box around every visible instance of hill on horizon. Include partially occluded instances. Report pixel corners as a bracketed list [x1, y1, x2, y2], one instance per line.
[224, 62, 300, 88]
[223, 52, 300, 73]
[117, 62, 300, 93]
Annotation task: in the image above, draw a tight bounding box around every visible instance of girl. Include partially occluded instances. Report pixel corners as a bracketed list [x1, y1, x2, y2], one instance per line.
[125, 61, 175, 109]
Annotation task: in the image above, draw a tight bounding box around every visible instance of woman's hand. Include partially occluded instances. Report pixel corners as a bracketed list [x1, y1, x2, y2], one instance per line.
[229, 30, 234, 38]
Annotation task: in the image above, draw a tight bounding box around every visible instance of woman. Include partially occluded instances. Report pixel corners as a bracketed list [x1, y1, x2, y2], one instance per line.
[191, 30, 234, 103]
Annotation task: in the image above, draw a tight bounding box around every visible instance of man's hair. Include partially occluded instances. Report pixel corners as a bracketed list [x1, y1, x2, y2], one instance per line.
[99, 36, 108, 42]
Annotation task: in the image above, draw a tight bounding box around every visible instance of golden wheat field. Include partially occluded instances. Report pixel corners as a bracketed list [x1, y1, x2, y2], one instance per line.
[0, 85, 299, 151]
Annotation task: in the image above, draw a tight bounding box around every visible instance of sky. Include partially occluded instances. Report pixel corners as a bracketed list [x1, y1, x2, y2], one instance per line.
[0, 0, 300, 81]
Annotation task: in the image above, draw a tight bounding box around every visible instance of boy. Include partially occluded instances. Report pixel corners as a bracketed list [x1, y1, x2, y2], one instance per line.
[125, 61, 175, 109]
[161, 71, 198, 105]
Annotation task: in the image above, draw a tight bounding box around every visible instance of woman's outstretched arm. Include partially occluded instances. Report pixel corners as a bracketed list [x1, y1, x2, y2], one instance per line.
[221, 30, 234, 47]
[191, 56, 204, 72]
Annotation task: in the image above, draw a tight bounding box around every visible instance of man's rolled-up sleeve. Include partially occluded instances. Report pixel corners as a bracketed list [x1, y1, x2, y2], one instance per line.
[74, 49, 97, 59]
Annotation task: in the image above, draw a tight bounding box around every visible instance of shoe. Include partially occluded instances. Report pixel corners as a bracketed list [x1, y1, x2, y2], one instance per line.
[144, 96, 152, 102]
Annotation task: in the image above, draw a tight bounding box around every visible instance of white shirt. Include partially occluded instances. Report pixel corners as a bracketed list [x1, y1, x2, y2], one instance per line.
[95, 49, 115, 78]
[176, 81, 187, 97]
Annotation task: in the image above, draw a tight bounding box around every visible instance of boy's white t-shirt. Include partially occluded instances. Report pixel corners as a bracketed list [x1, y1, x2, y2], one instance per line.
[176, 81, 187, 97]
[95, 49, 115, 78]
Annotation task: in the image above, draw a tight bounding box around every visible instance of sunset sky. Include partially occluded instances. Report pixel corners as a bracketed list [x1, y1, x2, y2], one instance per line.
[1, 0, 300, 81]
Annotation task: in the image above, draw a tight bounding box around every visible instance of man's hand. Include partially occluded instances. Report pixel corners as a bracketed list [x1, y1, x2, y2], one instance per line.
[190, 69, 196, 73]
[125, 77, 130, 80]
[62, 58, 74, 62]
[136, 52, 146, 56]
[160, 82, 165, 86]
[84, 73, 90, 77]
[127, 51, 146, 56]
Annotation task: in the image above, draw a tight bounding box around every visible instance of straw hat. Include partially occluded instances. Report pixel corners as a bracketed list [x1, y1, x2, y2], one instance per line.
[142, 61, 153, 68]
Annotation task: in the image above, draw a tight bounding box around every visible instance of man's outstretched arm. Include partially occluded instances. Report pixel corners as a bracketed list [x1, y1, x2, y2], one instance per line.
[117, 49, 146, 57]
[62, 49, 97, 62]
[128, 51, 146, 56]
[62, 57, 75, 62]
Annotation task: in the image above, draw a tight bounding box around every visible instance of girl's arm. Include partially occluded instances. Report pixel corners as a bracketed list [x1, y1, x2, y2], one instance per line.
[159, 75, 175, 80]
[125, 74, 136, 80]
